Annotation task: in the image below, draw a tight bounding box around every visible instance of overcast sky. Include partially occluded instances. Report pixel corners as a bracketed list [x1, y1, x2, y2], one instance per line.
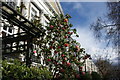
[60, 2, 118, 63]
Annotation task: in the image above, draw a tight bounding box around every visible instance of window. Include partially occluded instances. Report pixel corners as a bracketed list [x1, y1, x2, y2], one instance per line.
[32, 8, 37, 15]
[31, 7, 37, 20]
[30, 3, 42, 21]
[8, 27, 12, 33]
[2, 31, 6, 37]
[44, 20, 48, 26]
[6, 0, 16, 9]
[3, 25, 7, 30]
[8, 25, 13, 33]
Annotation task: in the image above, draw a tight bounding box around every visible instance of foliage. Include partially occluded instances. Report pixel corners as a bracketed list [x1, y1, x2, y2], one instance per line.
[107, 2, 120, 26]
[80, 72, 92, 80]
[2, 59, 53, 80]
[91, 2, 120, 47]
[94, 55, 113, 80]
[8, 2, 89, 79]
[90, 2, 120, 79]
[91, 71, 102, 80]
[31, 13, 90, 79]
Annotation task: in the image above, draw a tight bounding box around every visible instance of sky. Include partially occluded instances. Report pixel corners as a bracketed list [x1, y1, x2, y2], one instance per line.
[60, 2, 118, 63]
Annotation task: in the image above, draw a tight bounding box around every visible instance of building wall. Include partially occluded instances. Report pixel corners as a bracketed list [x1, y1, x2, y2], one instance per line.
[1, 0, 98, 71]
[49, 0, 64, 15]
[1, 0, 63, 37]
[82, 58, 98, 73]
[1, 0, 63, 65]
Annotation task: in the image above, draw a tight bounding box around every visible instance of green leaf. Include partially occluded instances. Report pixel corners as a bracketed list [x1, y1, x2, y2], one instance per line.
[73, 29, 77, 33]
[65, 14, 72, 18]
[76, 34, 79, 37]
[69, 24, 73, 27]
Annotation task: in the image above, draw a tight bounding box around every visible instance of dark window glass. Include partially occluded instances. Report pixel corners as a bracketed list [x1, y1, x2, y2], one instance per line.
[2, 31, 6, 37]
[3, 25, 7, 30]
[31, 7, 37, 20]
[8, 27, 12, 33]
[6, 2, 16, 10]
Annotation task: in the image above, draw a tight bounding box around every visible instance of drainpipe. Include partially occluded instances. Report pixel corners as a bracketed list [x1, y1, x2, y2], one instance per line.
[85, 59, 86, 72]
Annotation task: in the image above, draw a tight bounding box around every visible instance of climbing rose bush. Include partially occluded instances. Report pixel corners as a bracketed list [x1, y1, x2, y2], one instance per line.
[32, 14, 90, 79]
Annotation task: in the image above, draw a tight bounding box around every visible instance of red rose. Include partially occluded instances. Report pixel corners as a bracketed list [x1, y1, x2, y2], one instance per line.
[82, 72, 85, 75]
[50, 46, 53, 49]
[66, 62, 71, 66]
[71, 32, 73, 34]
[60, 68, 65, 73]
[64, 43, 69, 47]
[65, 36, 68, 38]
[33, 50, 36, 53]
[76, 45, 80, 51]
[76, 74, 80, 78]
[58, 46, 61, 49]
[64, 19, 68, 22]
[61, 54, 65, 57]
[47, 59, 51, 61]
[75, 45, 79, 48]
[64, 57, 67, 60]
[54, 51, 58, 54]
[50, 25, 54, 28]
[68, 32, 71, 34]
[79, 66, 83, 69]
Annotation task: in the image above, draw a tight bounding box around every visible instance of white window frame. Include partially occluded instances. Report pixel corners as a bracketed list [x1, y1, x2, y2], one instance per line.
[30, 3, 39, 20]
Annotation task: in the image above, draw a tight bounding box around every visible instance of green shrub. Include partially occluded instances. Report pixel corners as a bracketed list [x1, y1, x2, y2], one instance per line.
[1, 59, 53, 80]
[80, 72, 92, 80]
[91, 71, 102, 80]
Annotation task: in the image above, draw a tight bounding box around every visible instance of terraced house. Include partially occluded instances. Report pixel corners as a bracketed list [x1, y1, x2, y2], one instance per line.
[1, 0, 63, 65]
[0, 0, 98, 73]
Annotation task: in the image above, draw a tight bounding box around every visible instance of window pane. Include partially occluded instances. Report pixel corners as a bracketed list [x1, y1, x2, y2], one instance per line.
[2, 31, 6, 37]
[8, 27, 12, 33]
[3, 25, 7, 30]
[6, 1, 16, 10]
